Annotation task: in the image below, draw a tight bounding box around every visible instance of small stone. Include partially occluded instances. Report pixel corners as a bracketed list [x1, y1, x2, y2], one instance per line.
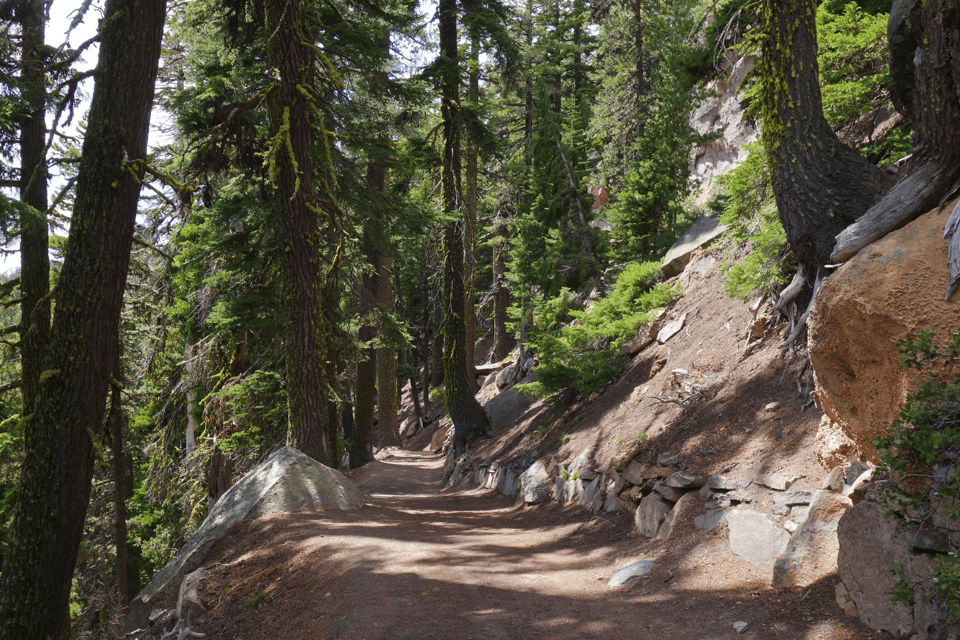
[773, 490, 814, 509]
[694, 511, 726, 531]
[654, 480, 686, 502]
[822, 466, 844, 491]
[757, 473, 801, 491]
[784, 519, 798, 533]
[733, 621, 748, 634]
[707, 475, 750, 491]
[323, 592, 332, 599]
[765, 402, 780, 411]
[665, 472, 705, 489]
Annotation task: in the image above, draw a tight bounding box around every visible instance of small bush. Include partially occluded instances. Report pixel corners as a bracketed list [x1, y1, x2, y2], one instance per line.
[520, 261, 680, 399]
[713, 143, 789, 300]
[874, 330, 960, 623]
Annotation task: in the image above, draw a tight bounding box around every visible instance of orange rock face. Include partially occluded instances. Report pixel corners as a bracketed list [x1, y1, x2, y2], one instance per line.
[808, 199, 960, 462]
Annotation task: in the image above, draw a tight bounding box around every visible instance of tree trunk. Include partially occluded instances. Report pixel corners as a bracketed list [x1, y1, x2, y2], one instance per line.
[758, 0, 886, 268]
[0, 0, 166, 636]
[833, 0, 960, 269]
[464, 34, 480, 384]
[491, 213, 512, 362]
[439, 0, 491, 455]
[184, 341, 197, 457]
[109, 376, 129, 615]
[18, 0, 50, 419]
[376, 253, 400, 446]
[263, 0, 332, 465]
[353, 260, 377, 466]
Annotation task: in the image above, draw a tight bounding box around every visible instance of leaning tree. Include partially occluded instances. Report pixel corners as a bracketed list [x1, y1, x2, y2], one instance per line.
[0, 0, 166, 636]
[756, 0, 887, 279]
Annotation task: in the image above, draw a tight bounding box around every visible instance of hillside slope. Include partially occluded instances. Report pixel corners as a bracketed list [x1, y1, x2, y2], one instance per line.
[127, 248, 889, 640]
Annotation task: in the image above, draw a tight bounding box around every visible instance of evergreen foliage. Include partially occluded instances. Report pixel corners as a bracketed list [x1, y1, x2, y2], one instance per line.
[712, 143, 788, 300]
[874, 330, 960, 623]
[519, 261, 679, 398]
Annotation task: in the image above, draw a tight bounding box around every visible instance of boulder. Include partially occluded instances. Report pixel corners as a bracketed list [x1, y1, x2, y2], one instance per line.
[636, 493, 672, 538]
[176, 568, 207, 622]
[773, 491, 851, 588]
[619, 458, 648, 485]
[837, 500, 915, 635]
[657, 491, 698, 540]
[808, 204, 960, 461]
[661, 216, 728, 277]
[483, 372, 540, 431]
[608, 559, 657, 588]
[125, 447, 362, 632]
[727, 509, 791, 572]
[520, 460, 549, 504]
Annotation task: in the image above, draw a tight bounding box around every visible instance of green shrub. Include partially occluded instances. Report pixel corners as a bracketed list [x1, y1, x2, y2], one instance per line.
[713, 143, 789, 300]
[520, 261, 680, 399]
[874, 329, 960, 623]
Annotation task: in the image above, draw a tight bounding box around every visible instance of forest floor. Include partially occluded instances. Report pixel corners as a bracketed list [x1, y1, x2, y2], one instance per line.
[150, 249, 896, 640]
[187, 449, 883, 640]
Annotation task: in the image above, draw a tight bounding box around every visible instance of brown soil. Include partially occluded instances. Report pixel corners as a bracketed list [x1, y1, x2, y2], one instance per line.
[180, 450, 883, 640]
[145, 250, 893, 640]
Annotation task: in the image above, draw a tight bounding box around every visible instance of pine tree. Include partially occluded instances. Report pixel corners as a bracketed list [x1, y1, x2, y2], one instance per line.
[0, 0, 166, 635]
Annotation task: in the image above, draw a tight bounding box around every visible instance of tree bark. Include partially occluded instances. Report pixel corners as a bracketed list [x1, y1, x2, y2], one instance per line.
[376, 253, 400, 446]
[439, 0, 491, 455]
[109, 376, 129, 615]
[491, 213, 512, 362]
[464, 34, 480, 385]
[353, 239, 378, 465]
[833, 0, 960, 267]
[18, 0, 50, 419]
[758, 0, 886, 268]
[0, 0, 166, 636]
[263, 0, 333, 465]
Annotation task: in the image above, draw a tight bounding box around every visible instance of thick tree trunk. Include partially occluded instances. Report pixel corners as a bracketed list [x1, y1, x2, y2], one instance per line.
[439, 0, 491, 455]
[18, 0, 50, 418]
[376, 253, 400, 446]
[353, 263, 377, 466]
[0, 0, 166, 636]
[833, 0, 960, 268]
[264, 0, 332, 465]
[758, 0, 886, 268]
[464, 35, 480, 387]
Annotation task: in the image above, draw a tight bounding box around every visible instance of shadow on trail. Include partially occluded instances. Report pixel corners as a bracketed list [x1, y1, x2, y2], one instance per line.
[207, 450, 873, 640]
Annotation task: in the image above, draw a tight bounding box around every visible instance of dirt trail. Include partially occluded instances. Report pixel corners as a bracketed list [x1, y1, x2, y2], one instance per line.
[195, 450, 878, 640]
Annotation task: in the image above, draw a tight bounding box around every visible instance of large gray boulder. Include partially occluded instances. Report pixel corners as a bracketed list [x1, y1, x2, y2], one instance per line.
[635, 493, 672, 538]
[773, 491, 851, 588]
[837, 500, 915, 636]
[124, 447, 363, 632]
[727, 509, 791, 572]
[483, 372, 540, 432]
